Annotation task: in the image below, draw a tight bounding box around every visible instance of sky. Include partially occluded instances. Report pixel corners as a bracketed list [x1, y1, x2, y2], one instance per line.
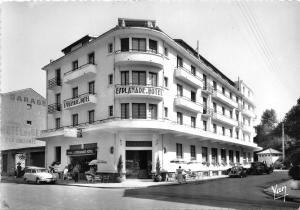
[1, 1, 300, 124]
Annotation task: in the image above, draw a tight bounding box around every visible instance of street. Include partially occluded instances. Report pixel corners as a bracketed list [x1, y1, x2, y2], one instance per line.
[1, 171, 299, 210]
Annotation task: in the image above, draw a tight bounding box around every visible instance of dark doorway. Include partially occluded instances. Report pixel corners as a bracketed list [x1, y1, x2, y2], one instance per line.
[126, 150, 152, 179]
[2, 154, 8, 173]
[30, 152, 45, 167]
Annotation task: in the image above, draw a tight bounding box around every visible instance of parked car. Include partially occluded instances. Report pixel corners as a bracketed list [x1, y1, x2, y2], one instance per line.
[228, 166, 248, 178]
[23, 166, 56, 184]
[248, 162, 273, 175]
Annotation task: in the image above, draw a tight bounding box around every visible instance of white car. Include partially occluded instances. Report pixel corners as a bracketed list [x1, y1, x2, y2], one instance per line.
[24, 166, 56, 184]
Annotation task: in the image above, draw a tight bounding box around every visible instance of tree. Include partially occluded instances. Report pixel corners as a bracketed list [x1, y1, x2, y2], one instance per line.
[283, 98, 300, 140]
[261, 109, 277, 129]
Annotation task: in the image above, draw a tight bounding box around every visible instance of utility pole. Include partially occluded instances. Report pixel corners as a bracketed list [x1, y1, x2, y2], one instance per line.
[282, 122, 285, 161]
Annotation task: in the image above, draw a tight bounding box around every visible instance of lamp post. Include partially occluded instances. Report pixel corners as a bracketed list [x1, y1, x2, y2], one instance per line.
[282, 122, 285, 162]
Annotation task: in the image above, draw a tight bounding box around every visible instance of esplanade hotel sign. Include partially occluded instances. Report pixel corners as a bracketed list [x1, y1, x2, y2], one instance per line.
[115, 85, 163, 97]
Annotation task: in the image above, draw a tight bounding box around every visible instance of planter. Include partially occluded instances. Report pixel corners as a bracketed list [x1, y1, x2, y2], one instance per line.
[290, 179, 300, 190]
[154, 175, 162, 182]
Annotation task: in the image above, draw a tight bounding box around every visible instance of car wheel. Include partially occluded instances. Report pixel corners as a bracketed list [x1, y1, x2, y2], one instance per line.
[36, 178, 40, 184]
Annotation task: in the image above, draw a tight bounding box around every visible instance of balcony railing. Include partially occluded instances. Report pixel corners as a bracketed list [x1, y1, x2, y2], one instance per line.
[48, 77, 61, 89]
[63, 63, 96, 84]
[174, 95, 202, 113]
[174, 67, 202, 88]
[115, 84, 163, 100]
[63, 92, 97, 110]
[202, 85, 213, 94]
[241, 108, 255, 118]
[212, 89, 238, 108]
[48, 103, 62, 114]
[211, 111, 238, 127]
[114, 49, 164, 68]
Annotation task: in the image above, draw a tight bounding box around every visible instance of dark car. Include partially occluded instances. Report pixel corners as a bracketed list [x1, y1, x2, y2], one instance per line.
[248, 162, 273, 175]
[228, 166, 248, 178]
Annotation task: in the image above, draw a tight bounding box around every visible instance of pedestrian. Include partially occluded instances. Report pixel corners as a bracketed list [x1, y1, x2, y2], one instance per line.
[176, 166, 184, 184]
[16, 163, 22, 178]
[73, 164, 80, 183]
[63, 166, 68, 180]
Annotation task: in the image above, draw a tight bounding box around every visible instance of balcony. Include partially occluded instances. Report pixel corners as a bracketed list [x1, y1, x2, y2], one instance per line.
[242, 124, 255, 133]
[115, 84, 163, 100]
[63, 63, 96, 84]
[48, 77, 61, 90]
[63, 93, 97, 110]
[241, 108, 255, 118]
[212, 90, 238, 108]
[174, 96, 202, 113]
[211, 111, 238, 127]
[202, 85, 213, 94]
[114, 50, 163, 68]
[174, 67, 202, 88]
[48, 103, 62, 114]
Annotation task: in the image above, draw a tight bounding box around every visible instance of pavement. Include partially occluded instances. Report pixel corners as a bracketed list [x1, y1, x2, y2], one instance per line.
[1, 175, 228, 188]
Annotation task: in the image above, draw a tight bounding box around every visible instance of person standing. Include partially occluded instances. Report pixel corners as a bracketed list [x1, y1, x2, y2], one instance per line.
[73, 164, 80, 183]
[176, 166, 184, 184]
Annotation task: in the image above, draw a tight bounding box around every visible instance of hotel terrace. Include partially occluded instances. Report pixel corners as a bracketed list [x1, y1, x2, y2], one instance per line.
[38, 18, 260, 179]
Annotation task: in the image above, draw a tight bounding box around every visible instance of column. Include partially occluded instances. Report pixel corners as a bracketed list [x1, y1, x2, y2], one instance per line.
[217, 148, 222, 176]
[208, 146, 212, 176]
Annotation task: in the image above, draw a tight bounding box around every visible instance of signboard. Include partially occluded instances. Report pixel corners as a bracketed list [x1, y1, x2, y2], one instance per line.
[126, 141, 152, 147]
[66, 149, 96, 156]
[64, 128, 82, 138]
[115, 86, 162, 97]
[64, 94, 90, 109]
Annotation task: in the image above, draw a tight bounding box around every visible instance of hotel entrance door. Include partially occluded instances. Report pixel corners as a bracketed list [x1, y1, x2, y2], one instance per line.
[126, 150, 152, 179]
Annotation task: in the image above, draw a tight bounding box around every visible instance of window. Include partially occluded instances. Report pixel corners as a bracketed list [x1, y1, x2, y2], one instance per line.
[222, 87, 225, 95]
[203, 74, 207, 89]
[132, 103, 146, 119]
[236, 130, 239, 139]
[70, 144, 81, 150]
[164, 77, 168, 87]
[177, 84, 183, 96]
[108, 43, 113, 53]
[203, 97, 207, 113]
[121, 71, 129, 85]
[108, 74, 113, 85]
[177, 112, 183, 125]
[176, 143, 183, 158]
[236, 96, 239, 103]
[72, 60, 78, 70]
[27, 120, 32, 125]
[88, 110, 95, 124]
[229, 150, 234, 162]
[177, 56, 183, 67]
[222, 127, 225, 136]
[203, 120, 207, 131]
[190, 145, 196, 160]
[236, 151, 240, 163]
[149, 104, 157, 119]
[164, 107, 168, 118]
[121, 103, 129, 119]
[202, 147, 208, 162]
[191, 91, 196, 102]
[132, 38, 146, 52]
[213, 102, 217, 113]
[121, 38, 129, 52]
[149, 39, 157, 53]
[213, 81, 217, 91]
[243, 86, 245, 93]
[56, 93, 61, 104]
[27, 104, 32, 110]
[55, 69, 61, 82]
[72, 114, 78, 126]
[236, 111, 239, 121]
[222, 106, 225, 115]
[132, 71, 146, 85]
[89, 81, 95, 94]
[72, 87, 78, 98]
[164, 47, 168, 56]
[230, 110, 233, 118]
[230, 92, 232, 99]
[84, 143, 97, 149]
[109, 106, 113, 117]
[149, 72, 157, 86]
[230, 129, 233, 137]
[191, 116, 196, 128]
[88, 52, 95, 64]
[55, 118, 60, 129]
[243, 133, 245, 141]
[191, 65, 196, 76]
[213, 124, 217, 133]
[221, 149, 226, 163]
[55, 146, 61, 163]
[211, 148, 218, 163]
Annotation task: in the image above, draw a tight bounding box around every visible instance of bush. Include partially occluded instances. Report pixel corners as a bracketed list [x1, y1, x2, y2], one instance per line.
[288, 165, 300, 180]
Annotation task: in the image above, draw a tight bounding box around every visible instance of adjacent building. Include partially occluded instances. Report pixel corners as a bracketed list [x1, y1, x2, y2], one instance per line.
[1, 88, 47, 176]
[257, 148, 282, 166]
[38, 18, 260, 179]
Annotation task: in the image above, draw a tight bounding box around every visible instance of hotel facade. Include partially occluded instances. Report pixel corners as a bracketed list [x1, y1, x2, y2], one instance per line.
[39, 18, 260, 179]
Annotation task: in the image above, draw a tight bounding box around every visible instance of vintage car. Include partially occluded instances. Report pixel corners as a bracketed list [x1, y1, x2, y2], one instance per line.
[228, 166, 248, 178]
[248, 162, 273, 175]
[23, 166, 56, 184]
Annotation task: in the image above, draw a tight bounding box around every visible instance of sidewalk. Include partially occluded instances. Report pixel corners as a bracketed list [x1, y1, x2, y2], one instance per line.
[264, 179, 300, 202]
[1, 175, 228, 189]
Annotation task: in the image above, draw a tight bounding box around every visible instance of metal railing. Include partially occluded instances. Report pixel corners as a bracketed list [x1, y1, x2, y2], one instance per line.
[175, 66, 203, 82]
[63, 92, 96, 102]
[115, 49, 164, 57]
[64, 62, 96, 76]
[175, 95, 203, 107]
[48, 77, 61, 89]
[48, 103, 62, 113]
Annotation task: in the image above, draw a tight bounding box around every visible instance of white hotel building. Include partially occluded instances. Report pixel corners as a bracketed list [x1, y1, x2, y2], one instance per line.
[39, 18, 260, 179]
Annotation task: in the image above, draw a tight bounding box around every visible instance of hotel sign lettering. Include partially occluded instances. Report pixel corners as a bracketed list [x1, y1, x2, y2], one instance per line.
[66, 149, 96, 156]
[115, 86, 162, 97]
[64, 94, 90, 109]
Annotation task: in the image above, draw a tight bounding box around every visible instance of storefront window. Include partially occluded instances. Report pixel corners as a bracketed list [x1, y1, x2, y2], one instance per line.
[202, 147, 208, 162]
[211, 148, 218, 163]
[229, 150, 234, 163]
[190, 145, 196, 160]
[221, 149, 226, 163]
[55, 146, 61, 163]
[236, 151, 240, 163]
